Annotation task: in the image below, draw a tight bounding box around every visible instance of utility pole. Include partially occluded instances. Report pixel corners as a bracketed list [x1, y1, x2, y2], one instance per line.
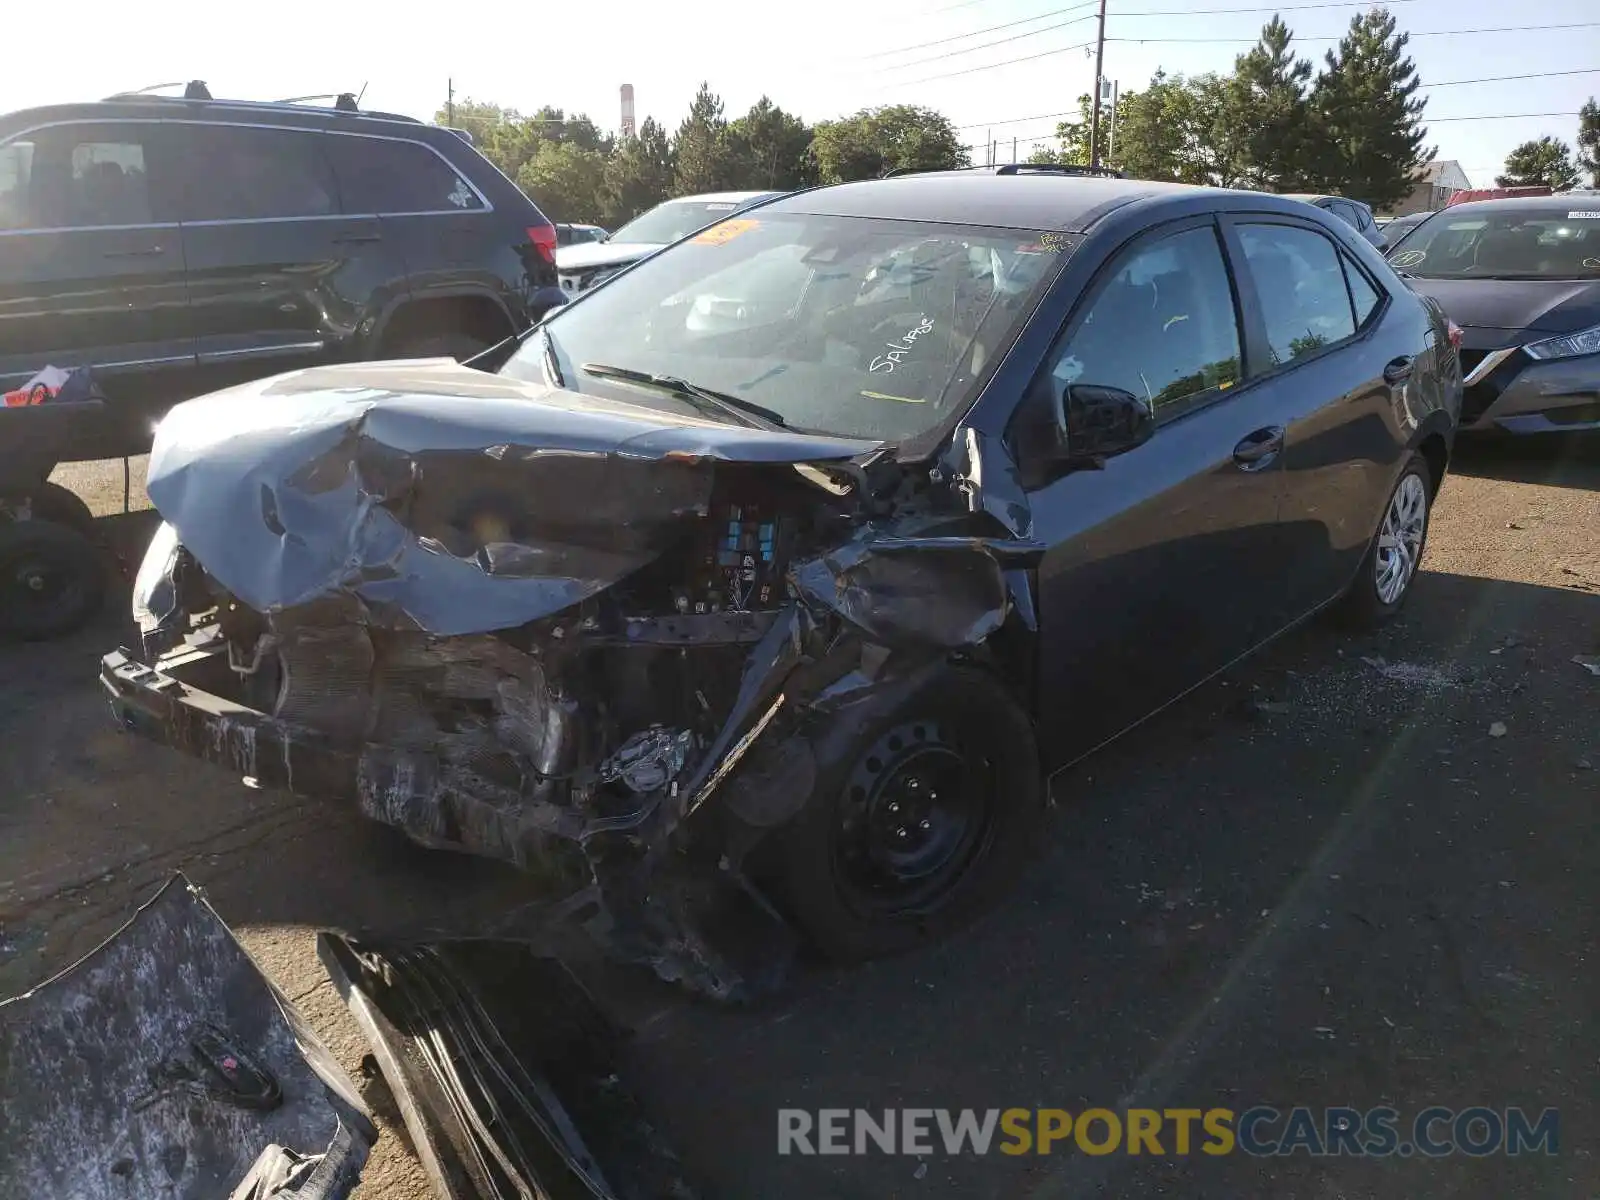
[1012, 136, 1018, 163]
[447, 78, 454, 126]
[1088, 0, 1107, 167]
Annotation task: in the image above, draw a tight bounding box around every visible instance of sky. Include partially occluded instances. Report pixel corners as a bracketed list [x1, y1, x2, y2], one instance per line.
[7, 0, 1599, 189]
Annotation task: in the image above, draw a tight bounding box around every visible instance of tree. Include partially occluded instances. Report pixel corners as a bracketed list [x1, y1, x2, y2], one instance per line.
[1575, 98, 1600, 188]
[810, 105, 968, 183]
[1496, 137, 1580, 190]
[600, 117, 676, 227]
[1225, 17, 1315, 190]
[433, 99, 545, 179]
[674, 83, 738, 194]
[517, 142, 608, 223]
[726, 98, 815, 190]
[1306, 9, 1430, 208]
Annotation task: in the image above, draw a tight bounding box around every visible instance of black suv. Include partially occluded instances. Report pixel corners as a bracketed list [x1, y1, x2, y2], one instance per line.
[0, 83, 564, 458]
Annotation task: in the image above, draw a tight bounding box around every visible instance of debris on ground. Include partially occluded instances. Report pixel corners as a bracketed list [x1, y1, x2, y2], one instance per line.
[1572, 655, 1600, 678]
[1358, 656, 1462, 691]
[1488, 721, 1508, 738]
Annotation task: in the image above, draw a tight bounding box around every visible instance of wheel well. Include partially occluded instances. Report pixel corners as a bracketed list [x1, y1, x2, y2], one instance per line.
[379, 295, 514, 353]
[1417, 433, 1449, 496]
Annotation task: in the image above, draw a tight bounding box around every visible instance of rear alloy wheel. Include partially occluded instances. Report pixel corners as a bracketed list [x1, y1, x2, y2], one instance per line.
[0, 519, 106, 640]
[1339, 454, 1432, 627]
[774, 667, 1044, 963]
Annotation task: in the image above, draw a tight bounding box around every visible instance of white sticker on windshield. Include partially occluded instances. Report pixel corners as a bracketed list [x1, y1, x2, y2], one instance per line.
[704, 202, 737, 211]
[1568, 211, 1600, 219]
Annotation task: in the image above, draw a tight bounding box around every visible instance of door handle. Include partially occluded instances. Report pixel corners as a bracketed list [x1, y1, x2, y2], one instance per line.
[1233, 425, 1285, 471]
[333, 232, 382, 244]
[103, 246, 164, 258]
[1383, 355, 1414, 384]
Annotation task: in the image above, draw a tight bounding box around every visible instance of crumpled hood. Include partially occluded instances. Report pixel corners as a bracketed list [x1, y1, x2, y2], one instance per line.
[1406, 276, 1600, 335]
[554, 241, 661, 272]
[145, 359, 879, 635]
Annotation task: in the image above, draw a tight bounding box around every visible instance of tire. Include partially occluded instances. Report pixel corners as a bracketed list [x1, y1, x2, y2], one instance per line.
[773, 665, 1045, 963]
[1338, 453, 1433, 628]
[0, 519, 107, 640]
[8, 482, 97, 534]
[387, 331, 492, 364]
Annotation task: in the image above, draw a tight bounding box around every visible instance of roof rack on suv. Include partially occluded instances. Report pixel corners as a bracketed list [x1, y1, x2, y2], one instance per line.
[990, 163, 1125, 179]
[276, 92, 363, 113]
[105, 80, 214, 101]
[881, 162, 1126, 180]
[98, 81, 421, 124]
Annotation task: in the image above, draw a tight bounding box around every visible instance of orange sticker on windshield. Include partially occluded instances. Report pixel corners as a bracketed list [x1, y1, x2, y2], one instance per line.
[693, 218, 760, 245]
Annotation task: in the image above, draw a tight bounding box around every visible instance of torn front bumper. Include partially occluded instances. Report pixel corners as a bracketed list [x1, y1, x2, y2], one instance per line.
[100, 642, 592, 871]
[0, 877, 374, 1200]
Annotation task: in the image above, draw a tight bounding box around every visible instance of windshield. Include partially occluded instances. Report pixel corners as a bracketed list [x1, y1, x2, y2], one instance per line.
[609, 199, 767, 245]
[502, 211, 1073, 443]
[1388, 207, 1600, 279]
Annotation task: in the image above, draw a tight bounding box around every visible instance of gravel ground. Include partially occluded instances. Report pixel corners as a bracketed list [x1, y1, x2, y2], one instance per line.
[4, 438, 1597, 1198]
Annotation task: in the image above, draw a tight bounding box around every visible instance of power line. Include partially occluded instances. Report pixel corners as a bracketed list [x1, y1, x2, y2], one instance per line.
[1119, 0, 1431, 13]
[897, 39, 1097, 85]
[1430, 110, 1582, 122]
[952, 67, 1600, 130]
[887, 13, 1098, 69]
[1107, 20, 1600, 43]
[1421, 67, 1600, 88]
[862, 1, 1097, 60]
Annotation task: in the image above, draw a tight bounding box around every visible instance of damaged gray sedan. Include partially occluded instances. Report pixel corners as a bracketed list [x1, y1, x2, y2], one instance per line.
[102, 170, 1461, 997]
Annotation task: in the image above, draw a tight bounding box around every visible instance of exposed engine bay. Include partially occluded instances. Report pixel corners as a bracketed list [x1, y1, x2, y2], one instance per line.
[103, 361, 1043, 999]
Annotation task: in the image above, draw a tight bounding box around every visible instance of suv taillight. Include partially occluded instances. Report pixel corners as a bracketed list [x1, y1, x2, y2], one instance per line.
[528, 224, 558, 265]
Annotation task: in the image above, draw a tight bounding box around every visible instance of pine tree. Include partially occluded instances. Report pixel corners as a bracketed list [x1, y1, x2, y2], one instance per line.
[725, 98, 816, 190]
[673, 83, 735, 195]
[1576, 99, 1600, 188]
[1306, 9, 1430, 207]
[1496, 137, 1580, 190]
[600, 117, 675, 228]
[1226, 17, 1314, 190]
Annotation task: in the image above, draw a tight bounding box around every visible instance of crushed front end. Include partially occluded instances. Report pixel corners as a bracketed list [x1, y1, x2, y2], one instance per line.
[102, 363, 1039, 998]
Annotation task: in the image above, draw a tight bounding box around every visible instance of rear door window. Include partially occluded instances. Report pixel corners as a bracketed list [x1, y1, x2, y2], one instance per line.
[5, 123, 169, 229]
[329, 136, 484, 215]
[1049, 224, 1243, 421]
[1237, 223, 1358, 366]
[173, 125, 338, 221]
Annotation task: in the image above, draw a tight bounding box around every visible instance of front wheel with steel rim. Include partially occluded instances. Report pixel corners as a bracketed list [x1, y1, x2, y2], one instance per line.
[772, 666, 1045, 964]
[1339, 454, 1433, 627]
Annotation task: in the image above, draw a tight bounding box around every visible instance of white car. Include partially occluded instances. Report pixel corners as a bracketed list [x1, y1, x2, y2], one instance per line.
[555, 190, 784, 295]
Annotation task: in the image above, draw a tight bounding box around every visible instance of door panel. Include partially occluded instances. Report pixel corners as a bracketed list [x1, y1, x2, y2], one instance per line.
[1227, 219, 1414, 626]
[1025, 220, 1288, 762]
[1030, 389, 1291, 760]
[0, 121, 192, 457]
[173, 123, 407, 396]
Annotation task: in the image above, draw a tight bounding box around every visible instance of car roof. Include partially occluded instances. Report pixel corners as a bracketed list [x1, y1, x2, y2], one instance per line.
[764, 173, 1323, 233]
[1439, 195, 1600, 215]
[668, 190, 782, 204]
[0, 97, 440, 140]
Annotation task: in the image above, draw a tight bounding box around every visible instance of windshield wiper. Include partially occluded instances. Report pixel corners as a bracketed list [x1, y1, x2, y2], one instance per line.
[580, 362, 788, 428]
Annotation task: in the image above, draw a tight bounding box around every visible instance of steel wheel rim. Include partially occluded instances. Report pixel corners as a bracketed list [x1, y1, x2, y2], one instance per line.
[832, 720, 993, 915]
[1375, 472, 1427, 605]
[6, 550, 82, 619]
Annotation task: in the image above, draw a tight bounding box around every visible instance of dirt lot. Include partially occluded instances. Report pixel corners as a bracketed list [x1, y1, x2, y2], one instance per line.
[4, 439, 1598, 1198]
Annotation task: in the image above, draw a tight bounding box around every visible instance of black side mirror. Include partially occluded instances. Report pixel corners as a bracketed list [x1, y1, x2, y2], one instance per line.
[1051, 384, 1155, 467]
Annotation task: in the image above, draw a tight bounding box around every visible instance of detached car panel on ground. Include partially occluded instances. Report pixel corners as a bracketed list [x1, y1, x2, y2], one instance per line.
[1389, 196, 1600, 433]
[104, 172, 1460, 997]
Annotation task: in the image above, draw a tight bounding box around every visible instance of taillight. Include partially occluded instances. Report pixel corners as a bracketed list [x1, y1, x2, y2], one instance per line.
[528, 224, 558, 266]
[1447, 319, 1463, 349]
